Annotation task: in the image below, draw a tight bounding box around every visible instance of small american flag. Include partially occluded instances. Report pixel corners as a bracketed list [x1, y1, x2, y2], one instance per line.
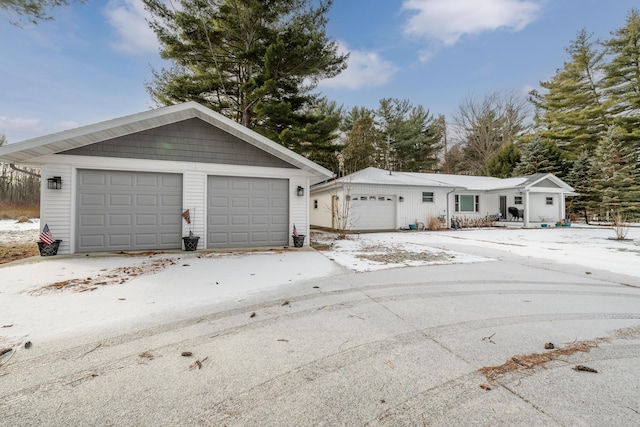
[292, 224, 298, 237]
[182, 209, 191, 224]
[40, 224, 55, 244]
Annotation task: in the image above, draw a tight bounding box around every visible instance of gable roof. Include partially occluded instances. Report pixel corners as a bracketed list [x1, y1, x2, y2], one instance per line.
[312, 167, 575, 193]
[0, 101, 333, 180]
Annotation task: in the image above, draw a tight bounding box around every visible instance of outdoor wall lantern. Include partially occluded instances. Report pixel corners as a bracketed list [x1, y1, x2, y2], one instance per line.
[47, 176, 62, 190]
[399, 196, 404, 202]
[296, 185, 304, 197]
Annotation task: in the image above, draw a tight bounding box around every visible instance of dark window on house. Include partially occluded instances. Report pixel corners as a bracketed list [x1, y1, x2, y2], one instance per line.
[422, 191, 434, 202]
[546, 197, 554, 205]
[514, 196, 523, 205]
[313, 199, 318, 209]
[455, 194, 480, 212]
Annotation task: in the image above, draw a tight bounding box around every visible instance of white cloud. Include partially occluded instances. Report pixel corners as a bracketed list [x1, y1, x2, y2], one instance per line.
[0, 116, 39, 130]
[402, 0, 542, 60]
[318, 42, 399, 90]
[104, 0, 159, 55]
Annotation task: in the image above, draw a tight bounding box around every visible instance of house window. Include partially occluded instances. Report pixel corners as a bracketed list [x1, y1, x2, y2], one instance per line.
[422, 192, 434, 202]
[514, 196, 523, 205]
[546, 197, 554, 205]
[455, 195, 480, 212]
[313, 199, 318, 209]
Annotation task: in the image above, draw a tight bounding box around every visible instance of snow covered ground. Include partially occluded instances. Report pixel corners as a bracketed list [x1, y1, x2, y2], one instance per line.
[1, 219, 639, 349]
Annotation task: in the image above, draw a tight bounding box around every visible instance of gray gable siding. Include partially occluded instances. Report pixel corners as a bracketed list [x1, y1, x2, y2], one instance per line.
[60, 118, 295, 169]
[533, 178, 561, 188]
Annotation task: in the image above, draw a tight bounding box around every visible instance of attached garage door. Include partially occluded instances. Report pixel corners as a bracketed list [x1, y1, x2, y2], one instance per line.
[207, 176, 288, 248]
[349, 195, 396, 230]
[77, 170, 182, 252]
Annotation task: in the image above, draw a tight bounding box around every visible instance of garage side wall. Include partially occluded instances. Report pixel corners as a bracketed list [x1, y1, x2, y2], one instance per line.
[40, 164, 72, 254]
[183, 171, 206, 248]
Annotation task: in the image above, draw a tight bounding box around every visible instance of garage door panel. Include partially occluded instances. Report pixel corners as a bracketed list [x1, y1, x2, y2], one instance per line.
[271, 214, 287, 225]
[109, 234, 132, 247]
[109, 214, 132, 226]
[136, 194, 158, 207]
[230, 232, 250, 245]
[209, 197, 228, 208]
[80, 194, 105, 206]
[80, 235, 105, 248]
[77, 170, 182, 252]
[136, 214, 157, 226]
[161, 194, 181, 206]
[231, 197, 250, 208]
[135, 234, 157, 245]
[231, 215, 249, 225]
[109, 194, 132, 206]
[208, 176, 288, 248]
[110, 174, 133, 186]
[210, 215, 228, 226]
[252, 197, 269, 208]
[80, 214, 104, 227]
[252, 215, 268, 225]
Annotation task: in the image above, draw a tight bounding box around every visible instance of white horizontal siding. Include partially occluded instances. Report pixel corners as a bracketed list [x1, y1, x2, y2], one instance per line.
[40, 165, 72, 254]
[183, 171, 206, 249]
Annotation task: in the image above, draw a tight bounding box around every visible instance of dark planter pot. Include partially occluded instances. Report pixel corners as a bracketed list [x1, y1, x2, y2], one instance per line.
[182, 237, 200, 251]
[37, 240, 62, 256]
[292, 235, 305, 248]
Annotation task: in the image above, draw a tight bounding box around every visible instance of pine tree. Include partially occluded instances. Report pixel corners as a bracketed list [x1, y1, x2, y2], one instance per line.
[565, 150, 595, 222]
[602, 9, 640, 150]
[377, 98, 442, 172]
[143, 0, 347, 155]
[487, 143, 521, 178]
[590, 126, 640, 219]
[513, 135, 566, 176]
[530, 29, 610, 158]
[341, 115, 384, 175]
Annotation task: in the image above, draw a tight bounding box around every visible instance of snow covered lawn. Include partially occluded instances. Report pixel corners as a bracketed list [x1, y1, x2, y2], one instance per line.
[1, 219, 638, 350]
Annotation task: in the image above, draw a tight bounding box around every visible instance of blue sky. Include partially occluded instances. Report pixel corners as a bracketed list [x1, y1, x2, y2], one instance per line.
[1, 0, 638, 143]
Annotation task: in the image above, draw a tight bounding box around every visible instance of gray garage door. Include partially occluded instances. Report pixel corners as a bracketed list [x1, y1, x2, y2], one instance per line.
[77, 170, 183, 252]
[207, 176, 288, 248]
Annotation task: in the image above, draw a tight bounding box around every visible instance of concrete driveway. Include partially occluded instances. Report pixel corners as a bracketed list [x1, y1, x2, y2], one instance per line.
[1, 241, 640, 426]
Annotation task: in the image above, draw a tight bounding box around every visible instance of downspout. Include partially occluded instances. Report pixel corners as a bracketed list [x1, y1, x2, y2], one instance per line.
[524, 188, 531, 228]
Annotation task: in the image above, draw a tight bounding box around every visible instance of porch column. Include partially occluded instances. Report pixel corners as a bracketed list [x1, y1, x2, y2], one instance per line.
[559, 192, 565, 220]
[524, 189, 531, 228]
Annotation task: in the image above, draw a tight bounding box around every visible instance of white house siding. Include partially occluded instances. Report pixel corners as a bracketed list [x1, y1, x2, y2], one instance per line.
[310, 184, 454, 231]
[310, 187, 343, 229]
[289, 177, 310, 244]
[40, 164, 73, 254]
[183, 171, 206, 249]
[37, 155, 314, 253]
[528, 193, 563, 223]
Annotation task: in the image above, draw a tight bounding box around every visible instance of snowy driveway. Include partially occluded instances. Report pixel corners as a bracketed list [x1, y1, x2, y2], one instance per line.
[1, 226, 640, 425]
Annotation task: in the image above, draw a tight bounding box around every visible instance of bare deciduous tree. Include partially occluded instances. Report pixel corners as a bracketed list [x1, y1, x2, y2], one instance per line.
[452, 91, 531, 175]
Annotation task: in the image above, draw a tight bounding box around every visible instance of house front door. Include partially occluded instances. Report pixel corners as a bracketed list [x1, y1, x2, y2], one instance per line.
[500, 196, 507, 220]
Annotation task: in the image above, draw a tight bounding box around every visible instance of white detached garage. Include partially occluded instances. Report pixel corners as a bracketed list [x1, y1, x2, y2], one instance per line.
[0, 102, 333, 254]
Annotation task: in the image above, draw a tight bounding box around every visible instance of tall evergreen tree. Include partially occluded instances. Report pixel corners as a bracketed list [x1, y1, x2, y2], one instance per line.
[341, 115, 384, 175]
[590, 126, 640, 219]
[565, 150, 595, 222]
[143, 0, 347, 156]
[377, 98, 442, 172]
[513, 135, 566, 176]
[530, 29, 610, 158]
[602, 9, 640, 149]
[487, 143, 521, 178]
